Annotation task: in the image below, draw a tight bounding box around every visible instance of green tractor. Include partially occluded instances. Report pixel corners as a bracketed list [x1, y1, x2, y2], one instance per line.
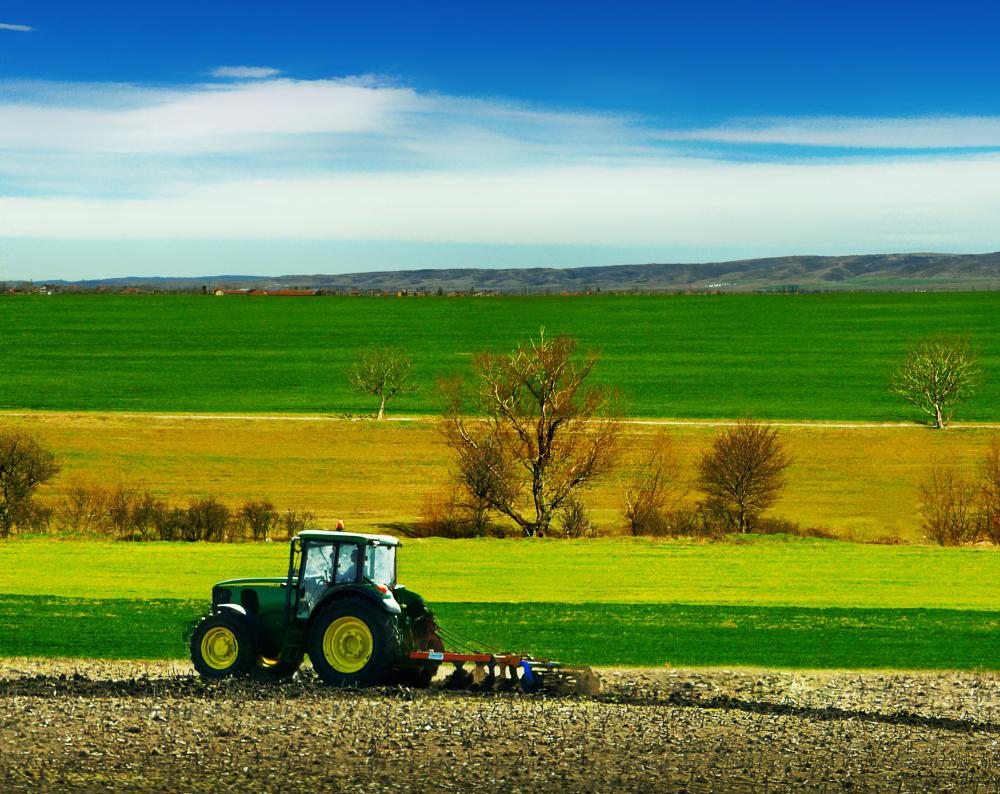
[190, 530, 444, 687]
[190, 529, 599, 693]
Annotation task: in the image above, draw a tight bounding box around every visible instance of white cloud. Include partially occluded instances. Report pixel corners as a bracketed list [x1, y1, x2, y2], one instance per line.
[212, 66, 282, 79]
[662, 116, 1000, 149]
[0, 22, 32, 31]
[0, 78, 418, 154]
[1, 157, 998, 253]
[0, 74, 999, 264]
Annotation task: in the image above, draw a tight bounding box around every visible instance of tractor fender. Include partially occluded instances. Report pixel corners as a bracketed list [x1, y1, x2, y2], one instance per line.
[184, 603, 250, 645]
[313, 586, 402, 618]
[211, 603, 281, 658]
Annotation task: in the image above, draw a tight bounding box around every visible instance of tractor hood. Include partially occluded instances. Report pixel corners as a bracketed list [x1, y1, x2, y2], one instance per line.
[214, 577, 290, 588]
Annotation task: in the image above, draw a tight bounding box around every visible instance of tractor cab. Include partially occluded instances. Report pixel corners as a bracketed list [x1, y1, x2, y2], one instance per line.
[293, 530, 401, 619]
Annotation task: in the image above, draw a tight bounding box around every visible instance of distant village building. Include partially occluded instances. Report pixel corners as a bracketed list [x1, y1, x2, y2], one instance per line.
[212, 288, 321, 296]
[250, 289, 322, 296]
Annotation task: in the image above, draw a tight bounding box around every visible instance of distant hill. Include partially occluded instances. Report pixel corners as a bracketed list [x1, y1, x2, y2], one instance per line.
[32, 251, 1000, 293]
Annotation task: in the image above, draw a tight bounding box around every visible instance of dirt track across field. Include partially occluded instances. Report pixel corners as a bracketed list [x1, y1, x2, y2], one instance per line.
[1, 661, 998, 792]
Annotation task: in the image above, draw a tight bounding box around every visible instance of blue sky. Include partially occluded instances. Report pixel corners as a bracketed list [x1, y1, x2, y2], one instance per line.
[2, 1, 1000, 279]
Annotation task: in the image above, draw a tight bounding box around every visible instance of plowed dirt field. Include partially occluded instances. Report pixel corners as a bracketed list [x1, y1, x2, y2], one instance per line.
[1, 660, 997, 792]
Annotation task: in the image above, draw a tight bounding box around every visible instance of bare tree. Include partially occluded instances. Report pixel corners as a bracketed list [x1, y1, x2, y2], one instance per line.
[621, 431, 685, 535]
[979, 439, 1000, 544]
[695, 420, 791, 533]
[890, 336, 979, 429]
[348, 347, 414, 420]
[918, 463, 981, 546]
[442, 330, 621, 537]
[0, 430, 60, 539]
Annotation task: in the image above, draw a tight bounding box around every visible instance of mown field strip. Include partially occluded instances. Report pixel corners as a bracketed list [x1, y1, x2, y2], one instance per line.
[2, 596, 996, 669]
[2, 538, 996, 609]
[10, 412, 1000, 540]
[3, 292, 999, 420]
[9, 411, 1000, 430]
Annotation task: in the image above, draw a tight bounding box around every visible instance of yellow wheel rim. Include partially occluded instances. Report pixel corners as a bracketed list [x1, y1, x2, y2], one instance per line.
[201, 626, 239, 670]
[323, 616, 373, 673]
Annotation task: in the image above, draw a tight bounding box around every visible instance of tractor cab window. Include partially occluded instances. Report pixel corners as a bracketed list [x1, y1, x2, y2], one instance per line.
[299, 543, 336, 618]
[303, 544, 334, 580]
[334, 544, 360, 584]
[364, 544, 396, 587]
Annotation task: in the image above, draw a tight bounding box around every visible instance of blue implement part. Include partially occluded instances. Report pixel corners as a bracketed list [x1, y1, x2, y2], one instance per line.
[519, 660, 536, 693]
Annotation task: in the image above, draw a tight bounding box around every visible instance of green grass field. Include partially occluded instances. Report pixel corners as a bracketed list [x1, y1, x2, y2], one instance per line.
[3, 292, 999, 420]
[2, 538, 997, 669]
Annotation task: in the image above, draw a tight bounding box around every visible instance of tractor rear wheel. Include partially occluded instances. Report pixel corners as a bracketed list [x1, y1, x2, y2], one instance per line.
[190, 611, 254, 680]
[307, 598, 397, 687]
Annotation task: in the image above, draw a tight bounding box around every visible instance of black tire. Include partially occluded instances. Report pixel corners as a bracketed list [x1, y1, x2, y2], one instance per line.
[307, 598, 398, 687]
[190, 611, 255, 680]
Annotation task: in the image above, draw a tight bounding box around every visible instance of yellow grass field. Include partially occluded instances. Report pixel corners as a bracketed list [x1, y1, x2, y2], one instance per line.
[9, 411, 1000, 541]
[6, 412, 999, 541]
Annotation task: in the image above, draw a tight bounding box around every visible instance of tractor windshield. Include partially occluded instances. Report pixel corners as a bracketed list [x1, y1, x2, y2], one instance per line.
[364, 544, 396, 587]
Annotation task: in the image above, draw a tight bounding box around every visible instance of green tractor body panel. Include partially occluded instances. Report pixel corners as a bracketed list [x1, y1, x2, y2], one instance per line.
[200, 532, 439, 673]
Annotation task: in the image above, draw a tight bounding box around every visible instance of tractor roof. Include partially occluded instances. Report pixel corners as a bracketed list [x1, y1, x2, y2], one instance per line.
[297, 529, 401, 547]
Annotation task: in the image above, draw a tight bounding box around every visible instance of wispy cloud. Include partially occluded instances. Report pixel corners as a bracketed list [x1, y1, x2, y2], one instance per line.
[0, 22, 32, 32]
[0, 74, 998, 265]
[0, 75, 637, 167]
[661, 116, 1000, 149]
[212, 66, 282, 79]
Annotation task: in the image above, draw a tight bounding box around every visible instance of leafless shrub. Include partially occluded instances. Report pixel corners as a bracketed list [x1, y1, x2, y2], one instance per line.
[57, 480, 108, 533]
[185, 497, 230, 542]
[17, 501, 53, 534]
[753, 516, 838, 540]
[130, 490, 169, 542]
[621, 431, 685, 536]
[155, 506, 188, 542]
[55, 480, 314, 543]
[452, 440, 498, 534]
[106, 483, 141, 541]
[868, 534, 907, 545]
[696, 420, 792, 533]
[238, 499, 279, 541]
[979, 439, 1000, 544]
[663, 506, 700, 537]
[558, 494, 592, 538]
[418, 487, 479, 538]
[918, 464, 981, 546]
[279, 509, 316, 540]
[694, 499, 732, 539]
[0, 429, 60, 539]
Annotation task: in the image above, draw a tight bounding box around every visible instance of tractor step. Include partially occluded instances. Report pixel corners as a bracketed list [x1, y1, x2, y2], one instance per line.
[277, 624, 306, 663]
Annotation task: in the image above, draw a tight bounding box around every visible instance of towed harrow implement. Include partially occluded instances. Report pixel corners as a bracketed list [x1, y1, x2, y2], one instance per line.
[410, 651, 600, 695]
[415, 619, 600, 694]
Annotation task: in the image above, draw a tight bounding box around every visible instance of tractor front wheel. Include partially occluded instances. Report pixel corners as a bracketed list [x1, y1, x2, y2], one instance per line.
[308, 598, 397, 687]
[190, 611, 254, 680]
